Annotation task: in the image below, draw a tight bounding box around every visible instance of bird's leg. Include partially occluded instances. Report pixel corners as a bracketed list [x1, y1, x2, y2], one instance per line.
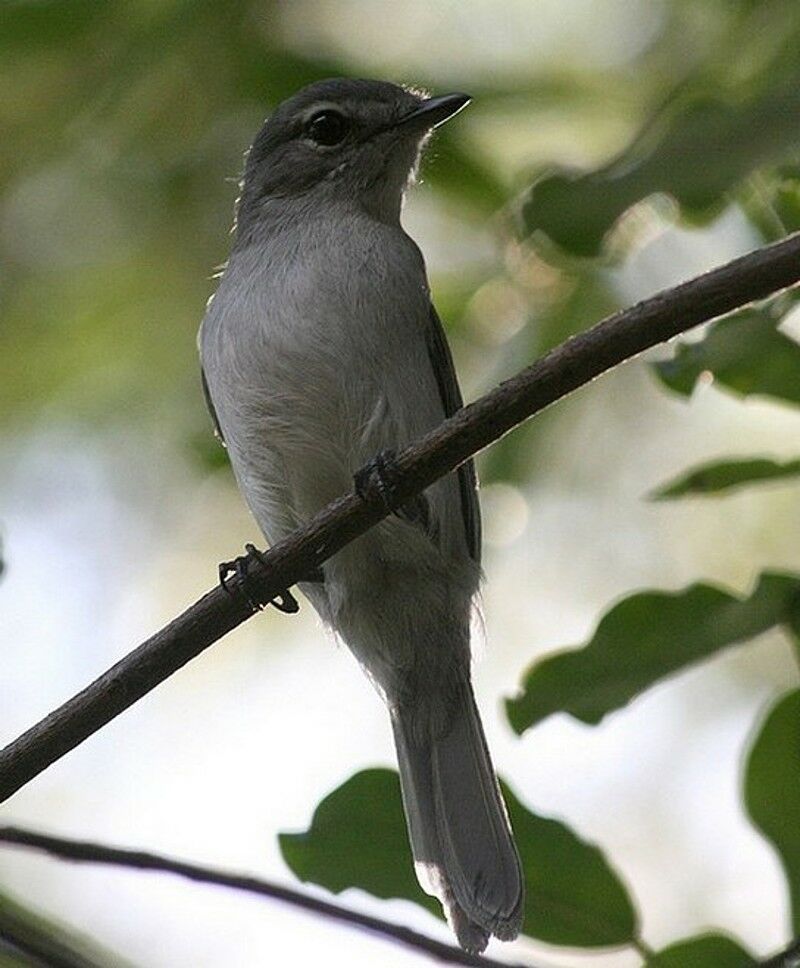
[218, 543, 300, 614]
[355, 448, 431, 531]
[354, 448, 402, 510]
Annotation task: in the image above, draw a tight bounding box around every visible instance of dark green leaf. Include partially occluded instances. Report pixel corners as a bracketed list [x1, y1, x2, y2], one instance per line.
[745, 688, 800, 935]
[646, 933, 756, 967]
[521, 81, 800, 255]
[506, 571, 800, 733]
[654, 308, 800, 407]
[651, 456, 800, 499]
[503, 781, 638, 945]
[279, 768, 638, 947]
[279, 769, 438, 917]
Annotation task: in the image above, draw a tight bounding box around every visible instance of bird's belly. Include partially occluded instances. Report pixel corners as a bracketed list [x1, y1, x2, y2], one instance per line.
[211, 288, 436, 522]
[201, 244, 478, 667]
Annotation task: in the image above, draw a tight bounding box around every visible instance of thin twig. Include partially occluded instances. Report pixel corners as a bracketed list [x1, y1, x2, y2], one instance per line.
[2, 231, 800, 802]
[0, 826, 534, 968]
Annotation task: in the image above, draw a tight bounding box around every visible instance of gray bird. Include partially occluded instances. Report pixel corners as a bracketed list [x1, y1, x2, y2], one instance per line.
[199, 78, 524, 952]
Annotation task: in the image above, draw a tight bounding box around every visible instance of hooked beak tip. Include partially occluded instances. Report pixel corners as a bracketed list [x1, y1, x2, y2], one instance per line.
[398, 92, 472, 131]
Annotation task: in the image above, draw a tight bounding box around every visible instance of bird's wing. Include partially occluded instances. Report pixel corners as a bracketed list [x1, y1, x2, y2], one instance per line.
[201, 366, 225, 445]
[425, 304, 482, 563]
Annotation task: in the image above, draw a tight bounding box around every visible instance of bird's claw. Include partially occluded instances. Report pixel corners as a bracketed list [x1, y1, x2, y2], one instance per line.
[354, 448, 401, 511]
[218, 543, 300, 614]
[268, 589, 301, 613]
[354, 449, 431, 531]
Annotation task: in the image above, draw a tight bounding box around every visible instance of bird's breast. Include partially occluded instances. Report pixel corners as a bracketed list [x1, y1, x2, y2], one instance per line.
[201, 214, 442, 465]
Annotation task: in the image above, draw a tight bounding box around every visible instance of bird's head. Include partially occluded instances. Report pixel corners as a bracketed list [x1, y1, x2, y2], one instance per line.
[236, 78, 470, 233]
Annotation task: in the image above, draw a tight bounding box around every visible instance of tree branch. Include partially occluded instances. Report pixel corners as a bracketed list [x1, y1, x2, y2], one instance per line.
[0, 906, 111, 968]
[2, 232, 800, 802]
[0, 826, 535, 968]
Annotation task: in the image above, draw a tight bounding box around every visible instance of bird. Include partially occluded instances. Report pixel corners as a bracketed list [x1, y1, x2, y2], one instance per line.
[198, 77, 524, 953]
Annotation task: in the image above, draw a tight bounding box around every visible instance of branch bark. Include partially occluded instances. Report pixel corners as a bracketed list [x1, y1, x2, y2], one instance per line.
[2, 231, 800, 802]
[0, 826, 534, 968]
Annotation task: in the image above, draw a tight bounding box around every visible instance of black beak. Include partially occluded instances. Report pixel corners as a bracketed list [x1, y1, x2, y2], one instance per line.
[396, 92, 471, 130]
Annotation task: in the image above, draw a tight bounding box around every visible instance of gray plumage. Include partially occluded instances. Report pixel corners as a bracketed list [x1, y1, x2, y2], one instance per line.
[198, 78, 524, 952]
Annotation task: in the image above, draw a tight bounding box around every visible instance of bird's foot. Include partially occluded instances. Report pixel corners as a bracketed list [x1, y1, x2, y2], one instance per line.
[354, 449, 430, 531]
[218, 543, 300, 614]
[354, 448, 401, 512]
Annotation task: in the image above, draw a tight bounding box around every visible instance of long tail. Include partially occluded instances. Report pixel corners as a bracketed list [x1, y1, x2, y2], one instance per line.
[390, 677, 524, 953]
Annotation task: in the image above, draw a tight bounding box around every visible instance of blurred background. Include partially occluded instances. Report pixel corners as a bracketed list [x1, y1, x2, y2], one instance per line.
[2, 1, 800, 965]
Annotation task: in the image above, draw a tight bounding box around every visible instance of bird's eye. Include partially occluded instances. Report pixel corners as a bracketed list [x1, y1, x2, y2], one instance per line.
[307, 110, 349, 146]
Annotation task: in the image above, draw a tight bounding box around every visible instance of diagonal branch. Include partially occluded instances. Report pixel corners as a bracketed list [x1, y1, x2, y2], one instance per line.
[2, 231, 800, 803]
[0, 906, 113, 968]
[0, 826, 534, 968]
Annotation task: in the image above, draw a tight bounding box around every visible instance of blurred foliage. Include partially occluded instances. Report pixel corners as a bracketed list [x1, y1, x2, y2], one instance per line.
[651, 456, 800, 499]
[654, 306, 800, 406]
[0, 0, 510, 457]
[646, 933, 755, 967]
[745, 689, 800, 935]
[521, 1, 800, 254]
[480, 264, 619, 484]
[506, 572, 800, 733]
[740, 166, 800, 243]
[0, 887, 126, 967]
[522, 87, 800, 256]
[280, 768, 638, 948]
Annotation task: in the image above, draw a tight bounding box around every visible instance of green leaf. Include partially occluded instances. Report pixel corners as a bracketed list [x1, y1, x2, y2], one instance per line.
[745, 688, 800, 935]
[651, 456, 800, 499]
[503, 781, 638, 945]
[521, 81, 800, 255]
[646, 932, 756, 967]
[279, 769, 438, 917]
[506, 571, 800, 733]
[280, 768, 638, 947]
[654, 308, 800, 406]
